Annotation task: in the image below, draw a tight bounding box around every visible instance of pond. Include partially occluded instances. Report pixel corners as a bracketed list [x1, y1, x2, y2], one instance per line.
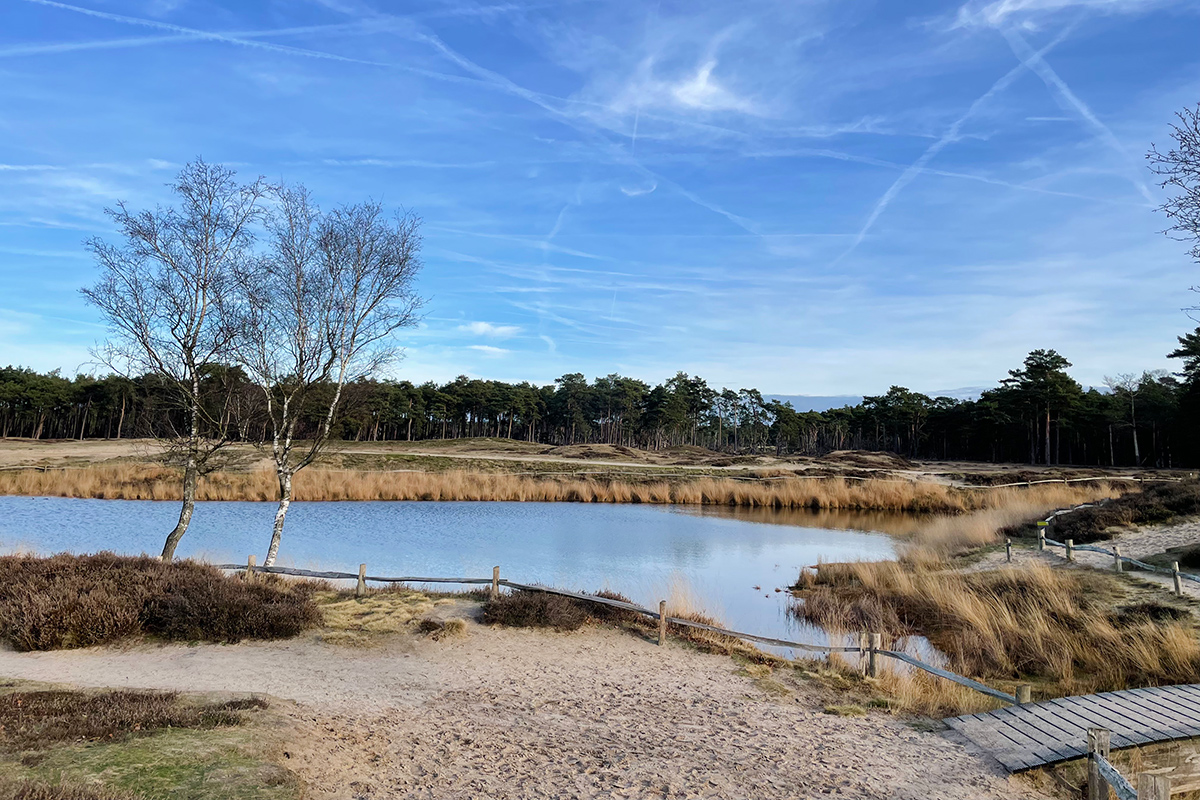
[0, 496, 911, 648]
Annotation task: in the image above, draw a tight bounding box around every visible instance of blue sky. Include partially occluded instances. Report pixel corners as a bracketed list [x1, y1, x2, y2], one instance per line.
[1, 0, 1198, 395]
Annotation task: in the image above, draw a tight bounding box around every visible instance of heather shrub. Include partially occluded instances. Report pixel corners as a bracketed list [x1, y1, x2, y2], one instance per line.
[482, 591, 589, 630]
[0, 553, 321, 651]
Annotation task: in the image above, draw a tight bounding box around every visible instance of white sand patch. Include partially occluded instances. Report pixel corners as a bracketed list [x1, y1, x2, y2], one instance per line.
[0, 625, 1040, 799]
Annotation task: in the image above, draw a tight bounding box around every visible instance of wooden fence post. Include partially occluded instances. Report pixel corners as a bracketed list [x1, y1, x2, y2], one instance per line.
[245, 554, 256, 583]
[1006, 539, 1012, 563]
[1113, 545, 1122, 573]
[1037, 522, 1046, 551]
[355, 563, 367, 598]
[1016, 685, 1032, 704]
[491, 566, 500, 599]
[1066, 539, 1074, 562]
[658, 600, 667, 647]
[867, 633, 881, 678]
[1173, 561, 1183, 596]
[1137, 772, 1170, 800]
[1087, 728, 1110, 800]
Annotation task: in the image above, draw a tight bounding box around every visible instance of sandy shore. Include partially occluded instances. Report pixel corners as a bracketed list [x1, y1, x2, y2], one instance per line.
[974, 518, 1200, 598]
[0, 625, 1041, 800]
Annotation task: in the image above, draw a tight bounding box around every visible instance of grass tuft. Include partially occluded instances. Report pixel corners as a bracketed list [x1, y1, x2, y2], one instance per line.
[0, 690, 265, 753]
[0, 780, 141, 800]
[793, 560, 1200, 694]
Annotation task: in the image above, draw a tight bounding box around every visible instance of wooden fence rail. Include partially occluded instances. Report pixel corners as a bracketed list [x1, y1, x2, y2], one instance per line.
[213, 561, 1020, 705]
[1088, 727, 1171, 800]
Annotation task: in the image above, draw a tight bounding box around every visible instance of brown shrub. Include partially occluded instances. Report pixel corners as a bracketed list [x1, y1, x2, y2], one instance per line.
[0, 689, 264, 752]
[792, 561, 1200, 692]
[586, 590, 642, 625]
[0, 553, 321, 651]
[0, 781, 140, 800]
[1045, 481, 1200, 543]
[482, 591, 589, 631]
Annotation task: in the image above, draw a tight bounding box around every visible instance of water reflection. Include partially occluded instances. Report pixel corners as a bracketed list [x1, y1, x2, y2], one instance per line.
[680, 504, 932, 538]
[0, 496, 919, 648]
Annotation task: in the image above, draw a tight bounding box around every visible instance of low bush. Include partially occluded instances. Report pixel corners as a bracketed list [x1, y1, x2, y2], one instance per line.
[482, 590, 589, 630]
[1042, 481, 1200, 543]
[0, 553, 322, 651]
[0, 781, 140, 800]
[585, 590, 641, 625]
[0, 689, 265, 752]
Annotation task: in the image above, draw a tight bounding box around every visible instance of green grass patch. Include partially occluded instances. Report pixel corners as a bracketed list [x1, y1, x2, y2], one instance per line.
[0, 687, 295, 800]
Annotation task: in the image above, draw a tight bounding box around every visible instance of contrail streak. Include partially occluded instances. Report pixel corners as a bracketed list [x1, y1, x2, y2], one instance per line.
[1002, 26, 1156, 204]
[833, 25, 1075, 266]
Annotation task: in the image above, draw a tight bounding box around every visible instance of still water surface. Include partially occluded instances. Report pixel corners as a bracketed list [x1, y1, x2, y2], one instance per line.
[0, 496, 907, 645]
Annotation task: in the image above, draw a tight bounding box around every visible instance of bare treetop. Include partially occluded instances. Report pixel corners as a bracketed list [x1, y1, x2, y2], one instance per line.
[82, 160, 269, 381]
[1148, 104, 1200, 264]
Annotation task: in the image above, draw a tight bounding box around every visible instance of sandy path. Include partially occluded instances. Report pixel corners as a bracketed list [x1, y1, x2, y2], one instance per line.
[974, 519, 1200, 598]
[0, 626, 1039, 800]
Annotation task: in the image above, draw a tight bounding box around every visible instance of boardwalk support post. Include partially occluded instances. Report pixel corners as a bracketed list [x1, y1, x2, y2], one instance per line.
[356, 563, 367, 597]
[491, 566, 500, 599]
[1114, 546, 1122, 573]
[1016, 685, 1032, 704]
[245, 554, 256, 583]
[1173, 561, 1183, 596]
[1006, 539, 1012, 563]
[1066, 539, 1075, 562]
[867, 633, 881, 678]
[658, 600, 667, 647]
[1037, 522, 1047, 551]
[1087, 728, 1110, 800]
[1138, 773, 1170, 800]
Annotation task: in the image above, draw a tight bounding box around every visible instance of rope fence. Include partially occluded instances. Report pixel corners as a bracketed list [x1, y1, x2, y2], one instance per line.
[1028, 504, 1200, 592]
[213, 560, 1020, 706]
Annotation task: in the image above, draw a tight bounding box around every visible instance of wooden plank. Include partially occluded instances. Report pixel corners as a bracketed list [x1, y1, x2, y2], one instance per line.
[1068, 695, 1166, 742]
[947, 719, 1042, 770]
[1134, 687, 1200, 721]
[1043, 698, 1150, 748]
[1018, 702, 1091, 745]
[1164, 685, 1200, 704]
[949, 685, 1200, 773]
[988, 708, 1080, 762]
[1086, 693, 1196, 740]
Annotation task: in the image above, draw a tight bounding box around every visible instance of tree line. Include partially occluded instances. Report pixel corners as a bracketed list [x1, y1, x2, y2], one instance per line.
[5, 336, 1200, 467]
[3, 100, 1199, 563]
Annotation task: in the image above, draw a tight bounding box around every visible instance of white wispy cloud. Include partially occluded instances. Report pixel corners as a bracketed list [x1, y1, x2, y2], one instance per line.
[620, 181, 657, 197]
[955, 0, 1171, 27]
[467, 344, 511, 356]
[459, 321, 522, 338]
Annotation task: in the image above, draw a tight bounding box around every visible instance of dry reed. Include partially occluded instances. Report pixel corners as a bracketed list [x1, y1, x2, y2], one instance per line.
[793, 560, 1200, 694]
[0, 463, 1122, 514]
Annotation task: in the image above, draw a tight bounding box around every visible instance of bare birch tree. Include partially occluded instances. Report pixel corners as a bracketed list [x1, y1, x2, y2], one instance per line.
[82, 160, 267, 560]
[233, 186, 422, 565]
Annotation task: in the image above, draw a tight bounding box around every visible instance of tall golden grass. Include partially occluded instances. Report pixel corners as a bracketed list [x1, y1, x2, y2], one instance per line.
[794, 560, 1200, 696]
[0, 463, 1122, 515]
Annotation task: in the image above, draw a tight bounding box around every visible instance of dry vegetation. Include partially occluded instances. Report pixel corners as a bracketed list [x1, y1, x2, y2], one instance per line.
[314, 586, 470, 646]
[0, 554, 321, 651]
[793, 560, 1200, 697]
[0, 780, 140, 800]
[0, 683, 291, 800]
[0, 689, 263, 752]
[0, 462, 1125, 513]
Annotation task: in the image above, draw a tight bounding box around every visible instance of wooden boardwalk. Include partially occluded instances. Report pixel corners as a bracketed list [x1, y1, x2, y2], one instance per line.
[946, 684, 1200, 771]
